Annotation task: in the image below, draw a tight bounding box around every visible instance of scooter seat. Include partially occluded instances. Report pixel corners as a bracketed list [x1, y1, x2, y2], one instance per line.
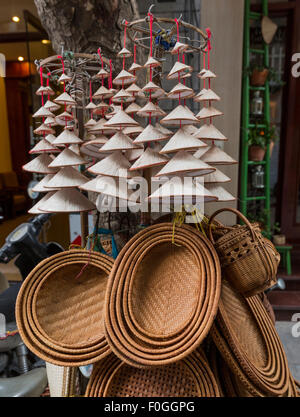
[0, 322, 22, 353]
[0, 367, 48, 397]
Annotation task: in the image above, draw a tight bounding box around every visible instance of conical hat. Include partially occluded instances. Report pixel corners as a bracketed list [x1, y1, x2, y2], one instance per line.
[144, 56, 161, 68]
[52, 129, 83, 145]
[28, 191, 56, 214]
[128, 62, 143, 72]
[113, 69, 136, 86]
[93, 101, 110, 115]
[182, 124, 198, 135]
[194, 88, 207, 99]
[23, 154, 57, 174]
[200, 144, 238, 165]
[194, 88, 221, 102]
[193, 123, 227, 141]
[35, 86, 49, 96]
[29, 139, 60, 154]
[160, 105, 199, 126]
[197, 69, 217, 79]
[79, 176, 101, 192]
[48, 148, 86, 168]
[89, 118, 117, 135]
[33, 106, 54, 118]
[88, 151, 132, 178]
[39, 188, 96, 213]
[45, 134, 56, 144]
[133, 124, 169, 144]
[99, 131, 140, 152]
[34, 123, 55, 136]
[136, 102, 166, 117]
[32, 175, 60, 193]
[104, 109, 139, 128]
[85, 101, 97, 110]
[95, 68, 109, 79]
[155, 150, 215, 177]
[68, 144, 81, 155]
[130, 147, 169, 171]
[117, 47, 132, 58]
[105, 104, 121, 119]
[123, 125, 144, 137]
[261, 16, 278, 44]
[125, 102, 142, 114]
[193, 146, 210, 159]
[45, 166, 88, 188]
[44, 100, 60, 112]
[44, 116, 57, 126]
[56, 111, 74, 121]
[171, 41, 189, 54]
[159, 128, 207, 154]
[167, 61, 192, 79]
[112, 89, 135, 104]
[148, 178, 217, 203]
[196, 106, 223, 120]
[124, 147, 144, 162]
[54, 92, 76, 105]
[142, 81, 161, 92]
[155, 123, 173, 136]
[167, 83, 194, 99]
[125, 83, 142, 95]
[204, 184, 235, 201]
[94, 176, 135, 201]
[84, 118, 97, 128]
[93, 85, 111, 100]
[58, 73, 72, 82]
[203, 167, 231, 183]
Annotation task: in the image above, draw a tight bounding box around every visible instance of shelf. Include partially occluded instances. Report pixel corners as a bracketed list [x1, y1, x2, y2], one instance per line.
[249, 48, 265, 55]
[246, 196, 266, 201]
[249, 11, 261, 19]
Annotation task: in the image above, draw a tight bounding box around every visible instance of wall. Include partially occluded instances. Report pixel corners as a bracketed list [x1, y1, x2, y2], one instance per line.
[0, 77, 12, 172]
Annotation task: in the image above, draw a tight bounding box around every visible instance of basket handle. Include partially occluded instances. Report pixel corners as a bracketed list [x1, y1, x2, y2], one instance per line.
[208, 207, 257, 244]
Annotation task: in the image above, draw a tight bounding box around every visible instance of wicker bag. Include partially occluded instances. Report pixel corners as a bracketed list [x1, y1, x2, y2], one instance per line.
[208, 207, 279, 297]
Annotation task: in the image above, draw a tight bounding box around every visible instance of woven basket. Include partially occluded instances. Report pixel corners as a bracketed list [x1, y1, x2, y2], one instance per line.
[104, 222, 221, 367]
[208, 207, 279, 297]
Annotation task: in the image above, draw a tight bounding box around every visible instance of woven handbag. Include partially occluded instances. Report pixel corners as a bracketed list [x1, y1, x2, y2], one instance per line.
[208, 207, 279, 297]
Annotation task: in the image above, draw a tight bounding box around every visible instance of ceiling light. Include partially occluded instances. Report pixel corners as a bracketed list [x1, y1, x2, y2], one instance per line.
[12, 16, 20, 23]
[18, 56, 24, 62]
[41, 39, 51, 45]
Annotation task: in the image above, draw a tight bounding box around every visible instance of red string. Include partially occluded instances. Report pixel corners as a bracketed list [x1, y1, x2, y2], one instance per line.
[123, 21, 128, 70]
[134, 44, 136, 63]
[109, 59, 112, 89]
[57, 55, 66, 92]
[47, 72, 51, 101]
[205, 28, 212, 89]
[39, 66, 44, 106]
[148, 13, 153, 57]
[174, 18, 180, 62]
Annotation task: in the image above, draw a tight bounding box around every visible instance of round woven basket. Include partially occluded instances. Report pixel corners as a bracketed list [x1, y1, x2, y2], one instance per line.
[105, 222, 221, 367]
[15, 250, 114, 366]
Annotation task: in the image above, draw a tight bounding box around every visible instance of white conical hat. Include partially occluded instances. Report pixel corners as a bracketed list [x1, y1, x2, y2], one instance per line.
[155, 150, 215, 177]
[196, 106, 223, 120]
[92, 101, 110, 115]
[117, 47, 132, 58]
[95, 68, 109, 79]
[28, 191, 56, 214]
[112, 89, 135, 104]
[193, 146, 210, 159]
[142, 81, 161, 92]
[45, 166, 88, 188]
[44, 100, 60, 112]
[95, 176, 134, 200]
[130, 147, 169, 171]
[85, 101, 97, 110]
[160, 105, 199, 126]
[128, 62, 143, 72]
[88, 151, 132, 178]
[99, 131, 140, 152]
[148, 178, 218, 203]
[84, 118, 97, 128]
[144, 56, 161, 68]
[167, 83, 194, 99]
[33, 106, 54, 118]
[203, 167, 231, 183]
[155, 123, 173, 137]
[39, 188, 96, 213]
[133, 124, 169, 144]
[167, 61, 192, 79]
[68, 144, 81, 155]
[54, 92, 76, 105]
[159, 128, 207, 154]
[124, 147, 144, 162]
[34, 123, 55, 136]
[200, 144, 238, 165]
[182, 125, 198, 135]
[52, 129, 83, 145]
[197, 69, 217, 79]
[104, 109, 139, 128]
[23, 154, 57, 174]
[44, 116, 57, 126]
[193, 124, 227, 141]
[35, 86, 49, 96]
[123, 125, 144, 137]
[125, 83, 142, 95]
[93, 85, 111, 100]
[89, 118, 116, 135]
[194, 88, 220, 102]
[171, 41, 189, 54]
[113, 69, 136, 86]
[204, 184, 235, 201]
[58, 73, 72, 82]
[56, 111, 74, 121]
[29, 139, 60, 154]
[32, 175, 60, 193]
[136, 102, 166, 117]
[105, 104, 121, 119]
[45, 134, 56, 144]
[48, 148, 86, 168]
[79, 176, 101, 192]
[125, 102, 142, 114]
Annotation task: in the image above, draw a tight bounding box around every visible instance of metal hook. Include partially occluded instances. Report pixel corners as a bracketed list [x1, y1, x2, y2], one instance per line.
[148, 4, 155, 15]
[177, 14, 183, 22]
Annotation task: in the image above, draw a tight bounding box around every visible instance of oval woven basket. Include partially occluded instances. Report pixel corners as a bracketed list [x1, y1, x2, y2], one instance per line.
[105, 222, 221, 367]
[15, 250, 114, 366]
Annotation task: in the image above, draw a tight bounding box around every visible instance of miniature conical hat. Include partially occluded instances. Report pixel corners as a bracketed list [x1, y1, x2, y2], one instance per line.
[133, 124, 169, 144]
[99, 131, 140, 152]
[93, 85, 111, 99]
[56, 111, 74, 121]
[45, 166, 88, 188]
[53, 129, 83, 145]
[125, 83, 142, 95]
[144, 56, 161, 68]
[167, 62, 192, 79]
[32, 175, 61, 193]
[39, 188, 96, 213]
[160, 105, 199, 126]
[128, 62, 143, 72]
[197, 69, 217, 79]
[104, 109, 139, 128]
[117, 47, 132, 58]
[137, 102, 166, 117]
[54, 92, 76, 105]
[130, 147, 169, 171]
[202, 167, 231, 183]
[35, 86, 49, 96]
[193, 146, 210, 159]
[124, 147, 144, 162]
[80, 137, 108, 159]
[200, 144, 238, 165]
[171, 41, 189, 54]
[194, 88, 220, 102]
[142, 81, 161, 92]
[159, 128, 207, 154]
[58, 73, 72, 82]
[193, 123, 227, 141]
[68, 144, 81, 155]
[155, 150, 215, 177]
[29, 139, 60, 154]
[45, 134, 56, 144]
[23, 154, 57, 174]
[93, 101, 110, 115]
[89, 118, 116, 134]
[194, 88, 207, 99]
[95, 176, 134, 200]
[44, 100, 60, 112]
[34, 123, 55, 135]
[79, 176, 101, 192]
[196, 106, 223, 120]
[112, 89, 135, 104]
[105, 104, 121, 118]
[95, 68, 109, 79]
[88, 151, 132, 178]
[28, 192, 56, 214]
[48, 148, 86, 168]
[33, 106, 54, 118]
[204, 184, 235, 201]
[167, 83, 194, 99]
[125, 102, 142, 114]
[262, 16, 278, 44]
[44, 116, 57, 126]
[84, 118, 97, 128]
[113, 69, 136, 86]
[148, 178, 217, 203]
[182, 125, 198, 135]
[85, 102, 97, 110]
[123, 125, 144, 137]
[155, 123, 173, 136]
